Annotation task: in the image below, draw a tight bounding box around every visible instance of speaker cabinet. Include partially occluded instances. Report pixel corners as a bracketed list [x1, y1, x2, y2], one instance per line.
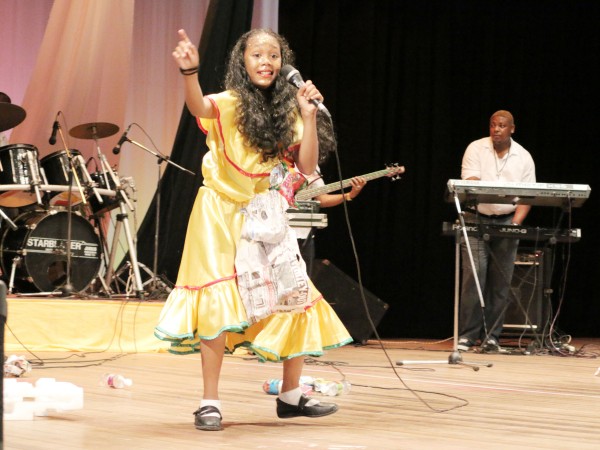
[311, 259, 389, 344]
[502, 248, 551, 337]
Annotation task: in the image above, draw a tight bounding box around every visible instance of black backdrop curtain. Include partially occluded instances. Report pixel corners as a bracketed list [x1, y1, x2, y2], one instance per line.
[277, 0, 600, 338]
[136, 0, 599, 339]
[134, 0, 253, 291]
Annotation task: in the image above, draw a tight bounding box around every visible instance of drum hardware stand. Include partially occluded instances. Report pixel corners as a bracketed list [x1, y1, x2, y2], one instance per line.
[102, 200, 145, 299]
[116, 133, 194, 297]
[138, 262, 173, 294]
[86, 214, 114, 298]
[75, 153, 103, 205]
[90, 267, 112, 298]
[72, 125, 141, 298]
[7, 256, 20, 294]
[111, 260, 173, 297]
[111, 261, 143, 297]
[7, 256, 57, 297]
[84, 211, 113, 299]
[110, 261, 135, 296]
[396, 193, 493, 371]
[90, 125, 129, 210]
[93, 144, 142, 298]
[0, 208, 17, 231]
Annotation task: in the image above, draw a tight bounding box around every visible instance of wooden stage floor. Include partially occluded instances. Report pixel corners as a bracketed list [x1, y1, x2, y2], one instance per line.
[4, 335, 600, 449]
[3, 294, 600, 448]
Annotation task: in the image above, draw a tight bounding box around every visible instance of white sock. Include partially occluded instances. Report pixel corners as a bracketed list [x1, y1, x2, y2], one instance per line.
[279, 387, 321, 407]
[200, 399, 222, 418]
[279, 387, 302, 405]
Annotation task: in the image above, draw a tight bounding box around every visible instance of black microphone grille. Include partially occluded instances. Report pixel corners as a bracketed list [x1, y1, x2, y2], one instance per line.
[280, 65, 298, 80]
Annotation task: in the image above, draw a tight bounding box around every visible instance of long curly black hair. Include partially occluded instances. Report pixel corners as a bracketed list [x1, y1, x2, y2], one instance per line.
[224, 29, 336, 164]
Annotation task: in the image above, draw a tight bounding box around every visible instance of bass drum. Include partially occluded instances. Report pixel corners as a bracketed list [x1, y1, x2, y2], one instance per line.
[1, 210, 102, 293]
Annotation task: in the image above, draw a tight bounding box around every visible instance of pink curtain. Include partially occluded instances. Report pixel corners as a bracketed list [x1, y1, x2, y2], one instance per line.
[0, 0, 54, 141]
[1, 0, 276, 228]
[9, 0, 134, 170]
[118, 0, 209, 219]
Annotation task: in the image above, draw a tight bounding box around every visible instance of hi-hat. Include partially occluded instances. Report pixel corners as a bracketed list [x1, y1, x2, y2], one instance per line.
[69, 122, 119, 140]
[0, 103, 26, 133]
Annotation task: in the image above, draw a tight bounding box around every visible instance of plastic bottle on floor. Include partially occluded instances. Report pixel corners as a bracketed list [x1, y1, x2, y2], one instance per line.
[313, 378, 331, 395]
[299, 375, 315, 386]
[313, 379, 351, 396]
[263, 377, 314, 395]
[100, 373, 133, 389]
[338, 380, 351, 395]
[299, 376, 315, 395]
[322, 382, 339, 396]
[263, 379, 283, 395]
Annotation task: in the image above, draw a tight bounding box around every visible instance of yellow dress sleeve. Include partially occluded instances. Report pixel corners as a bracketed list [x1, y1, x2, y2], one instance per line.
[197, 91, 304, 202]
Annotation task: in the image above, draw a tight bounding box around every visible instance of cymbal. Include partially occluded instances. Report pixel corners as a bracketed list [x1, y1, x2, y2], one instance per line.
[69, 122, 119, 140]
[0, 103, 26, 133]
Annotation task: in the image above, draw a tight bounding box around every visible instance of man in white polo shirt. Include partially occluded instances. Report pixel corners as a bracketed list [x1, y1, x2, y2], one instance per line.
[457, 110, 536, 353]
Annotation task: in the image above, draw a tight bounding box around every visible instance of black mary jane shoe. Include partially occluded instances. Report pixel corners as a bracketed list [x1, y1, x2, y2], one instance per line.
[276, 394, 339, 419]
[193, 405, 223, 431]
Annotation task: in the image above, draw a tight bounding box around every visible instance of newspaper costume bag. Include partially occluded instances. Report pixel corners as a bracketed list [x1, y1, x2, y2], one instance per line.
[236, 164, 312, 324]
[239, 189, 287, 244]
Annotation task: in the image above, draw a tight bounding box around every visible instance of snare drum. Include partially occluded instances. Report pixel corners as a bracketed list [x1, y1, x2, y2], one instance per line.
[0, 209, 101, 293]
[0, 144, 42, 207]
[40, 149, 86, 207]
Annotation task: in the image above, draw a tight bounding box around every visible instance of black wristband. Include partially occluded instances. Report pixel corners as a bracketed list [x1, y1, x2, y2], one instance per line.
[179, 66, 199, 76]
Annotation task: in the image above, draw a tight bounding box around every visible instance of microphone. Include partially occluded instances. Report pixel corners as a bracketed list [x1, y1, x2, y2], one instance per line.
[113, 125, 132, 154]
[48, 115, 60, 145]
[280, 65, 331, 118]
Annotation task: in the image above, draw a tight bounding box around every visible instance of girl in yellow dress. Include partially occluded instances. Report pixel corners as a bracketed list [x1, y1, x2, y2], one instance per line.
[155, 28, 352, 431]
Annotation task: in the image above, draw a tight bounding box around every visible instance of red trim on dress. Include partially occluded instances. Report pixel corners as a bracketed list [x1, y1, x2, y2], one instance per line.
[197, 116, 208, 135]
[197, 96, 271, 179]
[175, 276, 322, 312]
[175, 273, 237, 290]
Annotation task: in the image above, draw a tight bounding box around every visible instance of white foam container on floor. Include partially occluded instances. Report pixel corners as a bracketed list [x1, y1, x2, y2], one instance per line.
[3, 377, 84, 420]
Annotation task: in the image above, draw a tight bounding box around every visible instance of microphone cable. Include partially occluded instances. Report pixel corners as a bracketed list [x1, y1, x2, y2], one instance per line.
[323, 114, 468, 413]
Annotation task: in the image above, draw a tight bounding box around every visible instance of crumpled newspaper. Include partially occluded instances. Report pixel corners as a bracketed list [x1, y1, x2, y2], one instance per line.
[4, 355, 32, 377]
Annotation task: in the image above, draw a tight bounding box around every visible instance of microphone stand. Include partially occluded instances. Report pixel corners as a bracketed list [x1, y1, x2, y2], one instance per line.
[118, 136, 194, 297]
[396, 191, 492, 370]
[153, 160, 163, 294]
[54, 123, 87, 296]
[61, 158, 75, 296]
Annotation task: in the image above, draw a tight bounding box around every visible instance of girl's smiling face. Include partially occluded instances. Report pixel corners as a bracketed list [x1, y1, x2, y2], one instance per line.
[244, 33, 282, 89]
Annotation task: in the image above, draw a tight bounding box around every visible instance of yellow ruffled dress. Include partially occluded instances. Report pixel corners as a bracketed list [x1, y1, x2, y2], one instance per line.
[154, 91, 352, 361]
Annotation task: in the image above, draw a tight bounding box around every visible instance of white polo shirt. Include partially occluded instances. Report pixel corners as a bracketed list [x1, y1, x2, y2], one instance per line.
[461, 137, 536, 216]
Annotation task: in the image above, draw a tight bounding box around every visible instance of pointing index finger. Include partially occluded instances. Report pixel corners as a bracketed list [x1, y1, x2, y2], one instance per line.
[178, 29, 190, 43]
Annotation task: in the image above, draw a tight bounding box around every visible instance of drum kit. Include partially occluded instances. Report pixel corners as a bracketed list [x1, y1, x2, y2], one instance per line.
[0, 102, 146, 298]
